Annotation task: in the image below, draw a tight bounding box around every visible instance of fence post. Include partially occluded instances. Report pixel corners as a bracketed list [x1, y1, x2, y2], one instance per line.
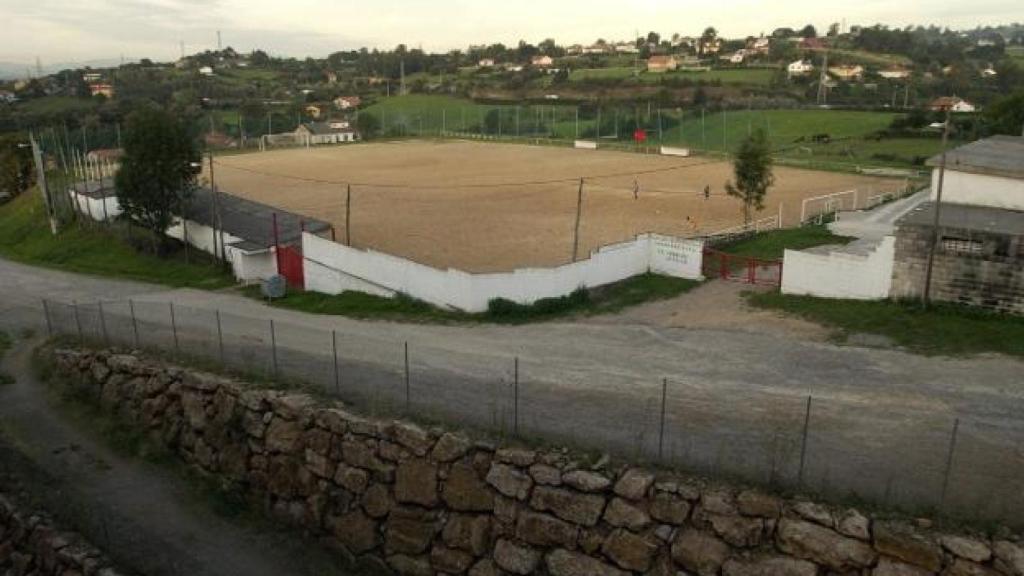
[169, 302, 179, 353]
[41, 299, 53, 337]
[658, 378, 668, 461]
[404, 341, 410, 413]
[513, 357, 519, 438]
[215, 309, 224, 364]
[332, 329, 339, 395]
[940, 418, 960, 508]
[797, 395, 813, 485]
[129, 299, 139, 348]
[72, 301, 83, 343]
[270, 319, 278, 377]
[98, 301, 109, 346]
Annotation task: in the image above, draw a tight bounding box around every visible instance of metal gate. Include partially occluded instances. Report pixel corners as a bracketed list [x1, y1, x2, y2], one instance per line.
[702, 248, 782, 287]
[277, 245, 305, 289]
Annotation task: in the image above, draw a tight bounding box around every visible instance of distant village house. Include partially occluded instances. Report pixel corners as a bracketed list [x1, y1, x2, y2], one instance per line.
[333, 95, 362, 110]
[647, 55, 678, 73]
[294, 121, 359, 145]
[929, 96, 976, 113]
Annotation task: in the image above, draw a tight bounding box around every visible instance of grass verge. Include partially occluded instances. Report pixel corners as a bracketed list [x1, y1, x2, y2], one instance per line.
[716, 225, 854, 261]
[0, 191, 235, 289]
[747, 292, 1024, 357]
[243, 272, 700, 324]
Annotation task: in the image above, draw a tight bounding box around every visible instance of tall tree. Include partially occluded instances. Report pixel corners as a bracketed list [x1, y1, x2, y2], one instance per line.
[984, 91, 1024, 136]
[115, 107, 199, 253]
[725, 129, 775, 224]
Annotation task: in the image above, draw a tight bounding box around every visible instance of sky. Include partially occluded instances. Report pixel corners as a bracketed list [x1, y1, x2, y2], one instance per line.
[0, 0, 1020, 67]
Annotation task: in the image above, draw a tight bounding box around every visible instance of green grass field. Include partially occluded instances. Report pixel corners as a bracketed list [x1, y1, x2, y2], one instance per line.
[0, 191, 234, 289]
[569, 67, 776, 85]
[717, 225, 854, 260]
[747, 293, 1024, 358]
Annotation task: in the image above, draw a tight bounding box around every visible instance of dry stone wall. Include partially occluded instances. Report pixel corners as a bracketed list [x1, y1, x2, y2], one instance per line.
[51, 348, 1024, 576]
[0, 492, 124, 576]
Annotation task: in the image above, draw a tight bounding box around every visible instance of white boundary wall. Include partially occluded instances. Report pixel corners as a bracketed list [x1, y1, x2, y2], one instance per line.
[574, 140, 598, 150]
[781, 236, 895, 300]
[931, 169, 1024, 211]
[166, 219, 276, 283]
[304, 233, 704, 312]
[660, 146, 691, 157]
[67, 189, 122, 222]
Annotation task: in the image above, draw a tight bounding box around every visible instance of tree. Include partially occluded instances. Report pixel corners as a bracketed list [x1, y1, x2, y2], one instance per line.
[984, 91, 1024, 136]
[799, 24, 817, 38]
[725, 129, 775, 224]
[115, 107, 199, 253]
[356, 112, 381, 139]
[0, 134, 33, 200]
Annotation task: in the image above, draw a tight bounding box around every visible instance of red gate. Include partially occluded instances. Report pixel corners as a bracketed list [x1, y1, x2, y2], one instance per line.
[277, 244, 304, 289]
[703, 248, 782, 287]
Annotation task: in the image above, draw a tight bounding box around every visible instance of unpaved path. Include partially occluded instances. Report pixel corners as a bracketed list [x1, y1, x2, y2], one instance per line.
[0, 338, 353, 576]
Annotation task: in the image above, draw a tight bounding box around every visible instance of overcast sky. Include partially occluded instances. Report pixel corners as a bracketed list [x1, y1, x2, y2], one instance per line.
[1, 0, 1020, 67]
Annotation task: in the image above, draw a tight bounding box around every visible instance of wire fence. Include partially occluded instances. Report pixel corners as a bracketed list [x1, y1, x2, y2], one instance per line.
[12, 297, 1021, 530]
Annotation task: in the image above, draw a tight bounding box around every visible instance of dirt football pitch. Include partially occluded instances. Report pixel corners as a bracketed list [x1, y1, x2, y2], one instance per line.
[212, 140, 904, 272]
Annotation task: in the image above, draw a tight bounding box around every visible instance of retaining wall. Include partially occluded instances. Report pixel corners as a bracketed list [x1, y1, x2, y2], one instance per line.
[49, 347, 1024, 576]
[304, 233, 704, 312]
[781, 237, 896, 300]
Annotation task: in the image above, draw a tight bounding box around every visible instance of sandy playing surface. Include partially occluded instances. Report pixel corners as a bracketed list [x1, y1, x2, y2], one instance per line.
[211, 140, 903, 272]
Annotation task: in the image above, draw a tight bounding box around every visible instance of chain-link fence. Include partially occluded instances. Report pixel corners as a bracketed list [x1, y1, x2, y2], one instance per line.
[18, 297, 1024, 529]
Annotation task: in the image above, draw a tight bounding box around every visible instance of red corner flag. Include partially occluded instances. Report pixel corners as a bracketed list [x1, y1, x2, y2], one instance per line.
[633, 129, 647, 143]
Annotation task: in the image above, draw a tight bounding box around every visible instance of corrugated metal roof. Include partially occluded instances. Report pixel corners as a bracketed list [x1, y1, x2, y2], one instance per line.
[185, 187, 332, 248]
[898, 201, 1024, 236]
[926, 136, 1024, 179]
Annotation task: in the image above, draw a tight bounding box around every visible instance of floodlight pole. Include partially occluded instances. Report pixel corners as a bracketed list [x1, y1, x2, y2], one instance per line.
[922, 108, 952, 308]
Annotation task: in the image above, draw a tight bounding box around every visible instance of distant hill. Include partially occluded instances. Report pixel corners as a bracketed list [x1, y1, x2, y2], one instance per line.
[0, 58, 132, 80]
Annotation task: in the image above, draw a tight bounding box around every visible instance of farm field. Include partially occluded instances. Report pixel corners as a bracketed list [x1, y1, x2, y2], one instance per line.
[210, 140, 903, 272]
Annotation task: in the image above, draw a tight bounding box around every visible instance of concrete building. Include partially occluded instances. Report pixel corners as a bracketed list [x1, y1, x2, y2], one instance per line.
[294, 121, 359, 145]
[890, 136, 1024, 313]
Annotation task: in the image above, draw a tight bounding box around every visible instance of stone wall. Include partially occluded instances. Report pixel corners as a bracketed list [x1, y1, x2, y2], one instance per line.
[0, 492, 123, 575]
[51, 348, 1024, 576]
[891, 223, 1024, 315]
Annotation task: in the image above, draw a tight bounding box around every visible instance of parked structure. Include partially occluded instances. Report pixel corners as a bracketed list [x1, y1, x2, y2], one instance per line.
[890, 136, 1024, 313]
[294, 121, 359, 145]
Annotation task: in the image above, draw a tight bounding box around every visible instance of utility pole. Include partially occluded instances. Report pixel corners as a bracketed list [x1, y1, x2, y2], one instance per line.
[345, 185, 352, 246]
[922, 108, 952, 307]
[29, 133, 58, 234]
[208, 151, 225, 264]
[817, 52, 829, 105]
[571, 179, 584, 261]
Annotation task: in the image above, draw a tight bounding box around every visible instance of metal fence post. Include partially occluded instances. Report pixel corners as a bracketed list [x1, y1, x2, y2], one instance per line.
[72, 301, 83, 343]
[169, 302, 179, 353]
[98, 301, 109, 346]
[798, 395, 813, 485]
[513, 357, 519, 437]
[215, 309, 224, 364]
[403, 341, 411, 412]
[269, 319, 278, 376]
[129, 299, 139, 348]
[658, 378, 668, 461]
[332, 330, 340, 395]
[41, 299, 53, 337]
[940, 418, 960, 508]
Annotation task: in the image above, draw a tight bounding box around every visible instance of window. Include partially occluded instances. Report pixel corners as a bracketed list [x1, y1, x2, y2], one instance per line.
[940, 237, 983, 256]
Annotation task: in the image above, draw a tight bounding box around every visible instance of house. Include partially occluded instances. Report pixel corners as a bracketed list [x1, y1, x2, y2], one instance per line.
[294, 121, 359, 145]
[82, 72, 103, 83]
[787, 60, 814, 77]
[646, 55, 678, 73]
[199, 66, 214, 76]
[614, 42, 639, 54]
[566, 45, 584, 55]
[531, 55, 554, 68]
[333, 95, 362, 110]
[89, 84, 115, 98]
[699, 38, 722, 55]
[305, 104, 324, 119]
[799, 37, 828, 50]
[504, 64, 524, 72]
[890, 136, 1024, 314]
[749, 37, 771, 54]
[981, 67, 998, 78]
[478, 58, 495, 68]
[828, 65, 864, 81]
[722, 51, 746, 64]
[928, 97, 976, 113]
[584, 43, 609, 54]
[325, 71, 338, 84]
[0, 90, 16, 103]
[878, 67, 911, 80]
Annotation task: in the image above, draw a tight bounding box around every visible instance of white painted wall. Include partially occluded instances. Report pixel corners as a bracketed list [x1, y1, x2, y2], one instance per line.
[304, 233, 704, 312]
[574, 140, 598, 150]
[67, 189, 122, 221]
[660, 146, 691, 157]
[781, 236, 896, 300]
[931, 169, 1024, 211]
[165, 219, 273, 283]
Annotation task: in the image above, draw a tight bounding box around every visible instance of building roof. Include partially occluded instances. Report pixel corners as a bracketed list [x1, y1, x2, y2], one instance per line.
[186, 187, 332, 249]
[301, 121, 356, 135]
[69, 177, 116, 199]
[898, 201, 1024, 236]
[926, 136, 1024, 179]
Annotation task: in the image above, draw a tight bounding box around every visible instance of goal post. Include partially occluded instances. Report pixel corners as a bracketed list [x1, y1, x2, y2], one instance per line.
[800, 189, 858, 224]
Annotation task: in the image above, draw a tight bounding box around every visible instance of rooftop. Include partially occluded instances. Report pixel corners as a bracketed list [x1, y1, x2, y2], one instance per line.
[302, 121, 357, 136]
[926, 136, 1024, 179]
[898, 201, 1024, 236]
[186, 187, 331, 249]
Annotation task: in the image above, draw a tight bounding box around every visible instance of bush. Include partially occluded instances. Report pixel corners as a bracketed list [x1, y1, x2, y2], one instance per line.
[486, 288, 590, 320]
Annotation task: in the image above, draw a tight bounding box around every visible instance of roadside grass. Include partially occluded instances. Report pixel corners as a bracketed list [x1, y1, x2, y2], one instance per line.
[747, 292, 1024, 357]
[0, 191, 235, 289]
[716, 225, 854, 261]
[243, 272, 700, 324]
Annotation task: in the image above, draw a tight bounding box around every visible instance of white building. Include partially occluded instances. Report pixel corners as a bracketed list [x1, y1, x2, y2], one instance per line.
[199, 66, 214, 76]
[294, 121, 359, 145]
[478, 58, 495, 68]
[926, 136, 1024, 211]
[787, 59, 814, 77]
[878, 67, 911, 80]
